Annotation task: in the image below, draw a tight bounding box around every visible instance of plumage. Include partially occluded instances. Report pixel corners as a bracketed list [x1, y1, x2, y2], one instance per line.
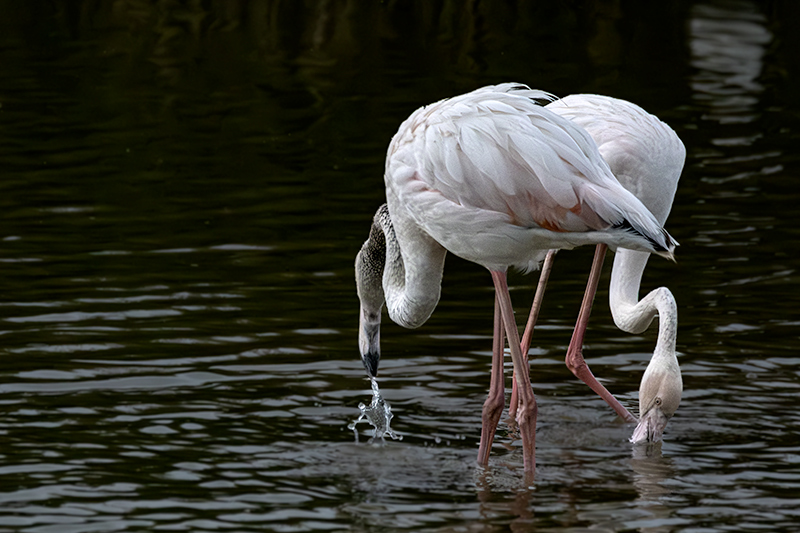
[355, 84, 679, 476]
[546, 94, 684, 443]
[385, 83, 676, 273]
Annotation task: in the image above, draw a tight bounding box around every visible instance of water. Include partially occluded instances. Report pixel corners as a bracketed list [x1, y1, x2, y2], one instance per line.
[348, 377, 402, 443]
[0, 0, 799, 531]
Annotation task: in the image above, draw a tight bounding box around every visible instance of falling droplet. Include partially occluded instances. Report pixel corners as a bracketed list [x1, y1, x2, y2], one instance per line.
[348, 377, 402, 442]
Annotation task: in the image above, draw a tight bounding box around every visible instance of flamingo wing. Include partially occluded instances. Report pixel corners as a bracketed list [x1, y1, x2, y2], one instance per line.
[386, 84, 675, 257]
[546, 94, 686, 225]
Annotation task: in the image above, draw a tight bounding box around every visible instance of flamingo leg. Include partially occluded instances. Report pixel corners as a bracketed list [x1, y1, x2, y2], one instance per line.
[491, 270, 537, 477]
[477, 293, 506, 466]
[565, 244, 636, 422]
[509, 249, 556, 419]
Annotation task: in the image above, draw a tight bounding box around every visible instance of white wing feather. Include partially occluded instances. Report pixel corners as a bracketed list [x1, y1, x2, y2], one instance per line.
[385, 84, 676, 269]
[547, 94, 686, 224]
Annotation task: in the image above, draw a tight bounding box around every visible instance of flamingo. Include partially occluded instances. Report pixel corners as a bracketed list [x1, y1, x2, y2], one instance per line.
[354, 84, 677, 476]
[550, 94, 684, 443]
[505, 94, 684, 445]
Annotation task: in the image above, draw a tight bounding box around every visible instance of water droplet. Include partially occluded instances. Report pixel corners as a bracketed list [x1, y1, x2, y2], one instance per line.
[348, 377, 401, 442]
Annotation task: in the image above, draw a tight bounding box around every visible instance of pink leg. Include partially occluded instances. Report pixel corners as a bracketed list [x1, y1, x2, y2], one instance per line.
[566, 244, 636, 422]
[477, 294, 506, 466]
[510, 250, 556, 419]
[491, 270, 537, 477]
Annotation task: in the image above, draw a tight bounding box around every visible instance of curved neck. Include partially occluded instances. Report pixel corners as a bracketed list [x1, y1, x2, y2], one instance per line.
[356, 204, 446, 331]
[609, 249, 677, 360]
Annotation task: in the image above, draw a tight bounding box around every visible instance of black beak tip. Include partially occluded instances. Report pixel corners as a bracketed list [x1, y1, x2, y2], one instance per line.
[362, 353, 380, 378]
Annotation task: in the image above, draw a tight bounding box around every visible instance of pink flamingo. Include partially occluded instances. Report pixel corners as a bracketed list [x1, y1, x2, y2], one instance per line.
[355, 84, 676, 476]
[504, 94, 684, 447]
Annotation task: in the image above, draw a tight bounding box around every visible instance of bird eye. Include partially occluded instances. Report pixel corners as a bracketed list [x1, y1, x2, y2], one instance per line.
[655, 397, 662, 406]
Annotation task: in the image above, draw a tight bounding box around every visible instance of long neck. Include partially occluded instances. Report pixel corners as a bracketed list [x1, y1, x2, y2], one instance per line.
[609, 248, 677, 361]
[356, 204, 446, 331]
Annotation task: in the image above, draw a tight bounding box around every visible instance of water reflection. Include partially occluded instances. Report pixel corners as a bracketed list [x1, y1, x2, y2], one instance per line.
[629, 444, 680, 532]
[690, 0, 772, 125]
[476, 473, 535, 531]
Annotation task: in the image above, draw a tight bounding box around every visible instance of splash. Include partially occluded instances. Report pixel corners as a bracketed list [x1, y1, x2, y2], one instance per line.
[348, 377, 402, 442]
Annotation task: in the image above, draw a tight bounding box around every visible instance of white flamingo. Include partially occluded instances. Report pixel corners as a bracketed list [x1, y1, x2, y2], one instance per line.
[355, 84, 677, 476]
[547, 94, 684, 444]
[504, 94, 684, 446]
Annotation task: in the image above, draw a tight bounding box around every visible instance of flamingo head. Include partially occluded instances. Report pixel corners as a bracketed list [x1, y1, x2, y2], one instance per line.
[355, 216, 386, 379]
[631, 352, 682, 444]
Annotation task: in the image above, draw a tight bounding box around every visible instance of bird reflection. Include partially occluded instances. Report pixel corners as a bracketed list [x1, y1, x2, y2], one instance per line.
[475, 468, 535, 532]
[630, 443, 678, 533]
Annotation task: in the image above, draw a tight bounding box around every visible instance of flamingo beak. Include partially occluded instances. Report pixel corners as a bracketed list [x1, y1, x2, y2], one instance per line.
[630, 405, 671, 444]
[359, 317, 381, 378]
[361, 349, 380, 378]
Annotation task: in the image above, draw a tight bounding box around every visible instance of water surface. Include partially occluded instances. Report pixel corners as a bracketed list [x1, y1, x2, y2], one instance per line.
[0, 1, 799, 531]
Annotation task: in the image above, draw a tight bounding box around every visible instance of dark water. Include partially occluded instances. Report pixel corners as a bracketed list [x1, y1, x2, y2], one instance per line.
[1, 0, 799, 531]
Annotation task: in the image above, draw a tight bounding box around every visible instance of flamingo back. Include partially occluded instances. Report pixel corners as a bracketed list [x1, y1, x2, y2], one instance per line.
[385, 84, 676, 271]
[546, 94, 685, 225]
